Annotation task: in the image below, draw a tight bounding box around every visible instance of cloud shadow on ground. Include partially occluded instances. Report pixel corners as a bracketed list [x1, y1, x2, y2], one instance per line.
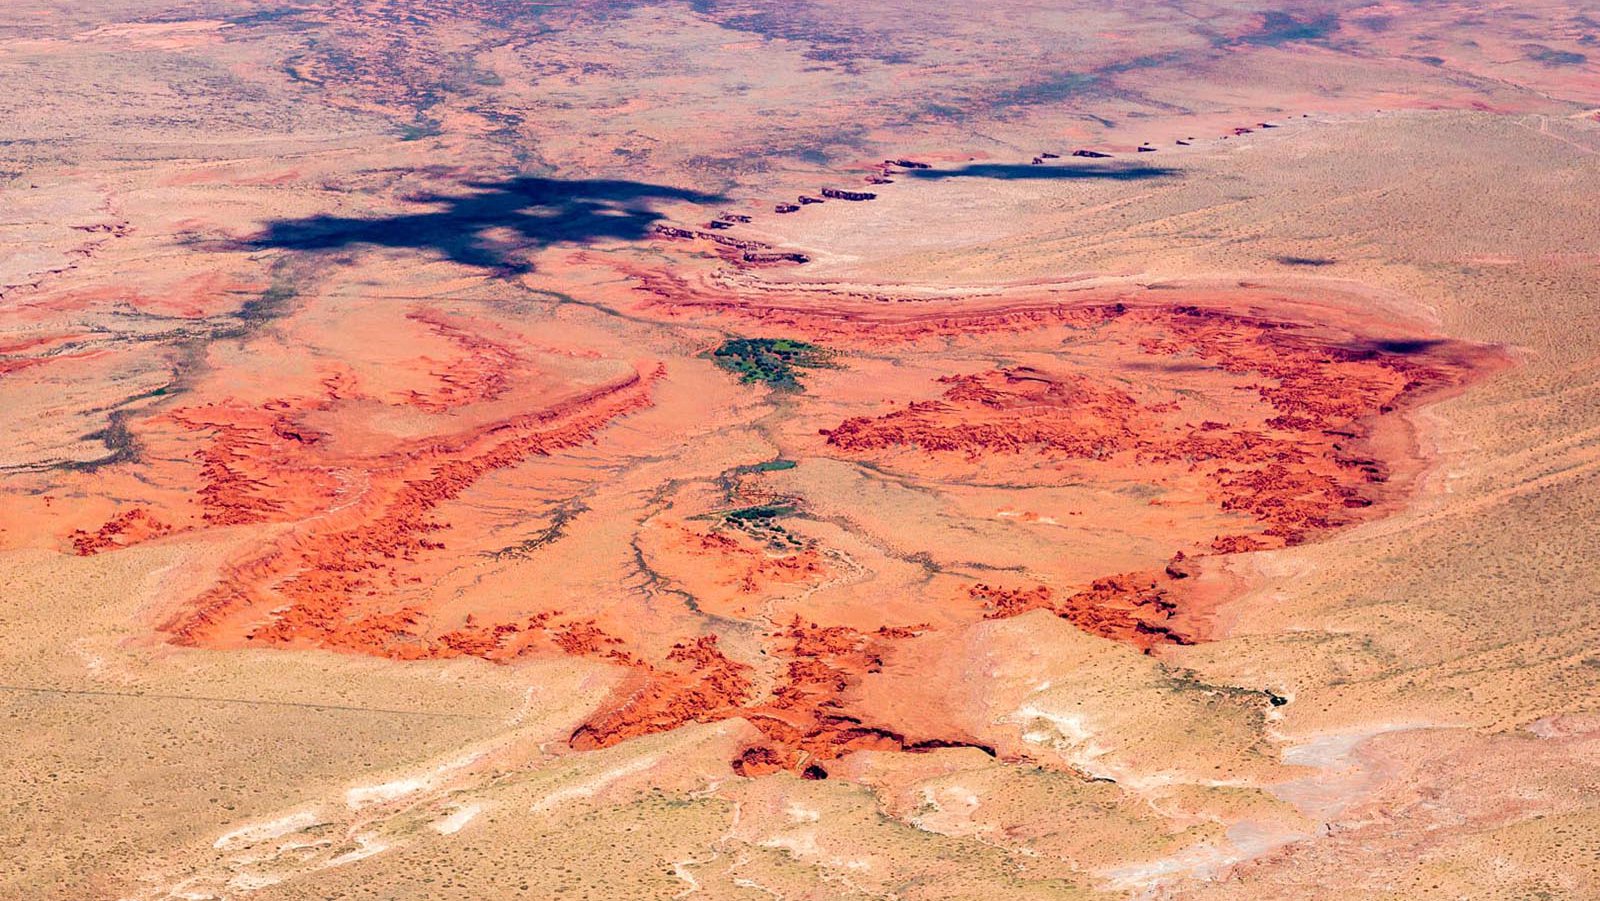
[252, 174, 724, 274]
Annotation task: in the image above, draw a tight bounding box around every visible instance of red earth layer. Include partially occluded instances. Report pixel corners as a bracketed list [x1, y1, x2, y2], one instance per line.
[623, 263, 1128, 347]
[822, 368, 1149, 460]
[672, 525, 826, 598]
[69, 508, 174, 556]
[55, 273, 1497, 776]
[787, 301, 1488, 656]
[171, 389, 347, 528]
[970, 576, 1191, 652]
[773, 300, 1485, 546]
[161, 360, 664, 652]
[395, 308, 521, 413]
[555, 280, 1495, 769]
[572, 619, 988, 779]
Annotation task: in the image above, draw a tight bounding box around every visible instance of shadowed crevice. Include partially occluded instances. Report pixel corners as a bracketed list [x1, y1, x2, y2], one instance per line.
[905, 162, 1178, 182]
[1342, 338, 1449, 358]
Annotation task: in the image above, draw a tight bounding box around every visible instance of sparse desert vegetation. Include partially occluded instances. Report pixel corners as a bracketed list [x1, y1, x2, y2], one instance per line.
[2, 1, 1599, 899]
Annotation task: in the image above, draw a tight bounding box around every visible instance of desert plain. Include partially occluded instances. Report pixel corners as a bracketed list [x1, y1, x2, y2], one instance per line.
[2, 1, 1600, 898]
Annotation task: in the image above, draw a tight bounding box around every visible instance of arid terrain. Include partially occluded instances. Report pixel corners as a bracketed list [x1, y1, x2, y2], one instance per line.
[3, 1, 1600, 898]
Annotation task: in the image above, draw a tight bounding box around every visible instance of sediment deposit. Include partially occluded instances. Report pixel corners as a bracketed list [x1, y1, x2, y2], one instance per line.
[4, 1, 1598, 898]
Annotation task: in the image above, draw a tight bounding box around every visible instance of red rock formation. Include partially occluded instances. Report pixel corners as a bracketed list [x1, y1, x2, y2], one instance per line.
[163, 365, 663, 651]
[822, 368, 1146, 460]
[396, 308, 520, 413]
[1211, 534, 1268, 554]
[1164, 551, 1198, 580]
[652, 223, 769, 251]
[971, 577, 1192, 652]
[568, 614, 992, 775]
[570, 635, 754, 750]
[130, 259, 1491, 779]
[1055, 575, 1190, 648]
[969, 583, 1055, 618]
[171, 400, 340, 527]
[730, 744, 785, 777]
[70, 508, 172, 556]
[726, 619, 992, 775]
[819, 303, 1479, 556]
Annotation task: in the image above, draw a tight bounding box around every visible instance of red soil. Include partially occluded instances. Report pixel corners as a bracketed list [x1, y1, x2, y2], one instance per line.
[731, 619, 990, 777]
[70, 508, 173, 556]
[570, 634, 755, 751]
[395, 308, 521, 413]
[823, 368, 1147, 460]
[619, 262, 1127, 346]
[971, 575, 1192, 651]
[572, 617, 988, 778]
[646, 523, 828, 619]
[57, 267, 1495, 778]
[0, 331, 91, 355]
[0, 349, 110, 377]
[171, 398, 343, 527]
[821, 304, 1482, 550]
[163, 363, 663, 653]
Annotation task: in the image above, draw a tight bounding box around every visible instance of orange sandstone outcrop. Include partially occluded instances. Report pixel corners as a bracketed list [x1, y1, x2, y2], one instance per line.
[823, 368, 1147, 460]
[571, 616, 992, 778]
[972, 576, 1192, 652]
[70, 508, 173, 556]
[819, 304, 1485, 552]
[171, 399, 342, 527]
[71, 258, 1494, 782]
[570, 635, 754, 750]
[394, 308, 521, 413]
[163, 363, 663, 653]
